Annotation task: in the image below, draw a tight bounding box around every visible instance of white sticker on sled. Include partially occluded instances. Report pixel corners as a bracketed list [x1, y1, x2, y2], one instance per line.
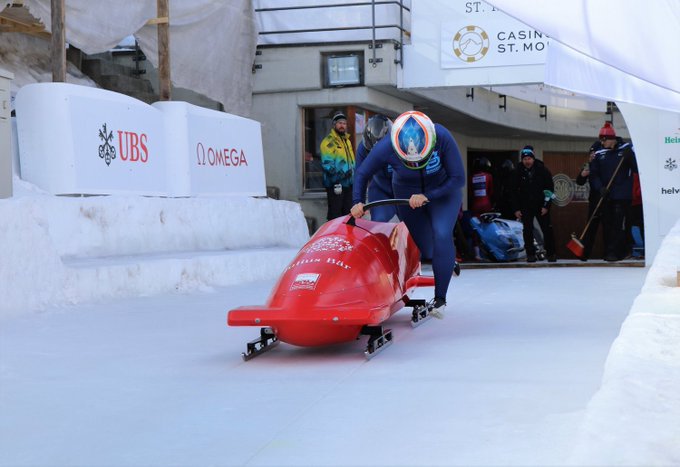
[290, 273, 320, 291]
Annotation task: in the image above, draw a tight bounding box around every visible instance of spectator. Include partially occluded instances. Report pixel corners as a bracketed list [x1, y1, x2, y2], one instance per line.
[351, 111, 465, 319]
[574, 141, 604, 261]
[589, 122, 638, 262]
[510, 145, 557, 263]
[469, 157, 494, 260]
[495, 158, 516, 220]
[470, 157, 494, 216]
[355, 115, 396, 222]
[320, 111, 355, 220]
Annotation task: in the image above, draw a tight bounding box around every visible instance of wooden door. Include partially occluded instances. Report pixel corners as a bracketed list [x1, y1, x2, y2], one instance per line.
[543, 151, 604, 259]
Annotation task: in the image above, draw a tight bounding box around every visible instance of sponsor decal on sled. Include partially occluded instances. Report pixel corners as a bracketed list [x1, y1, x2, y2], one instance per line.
[290, 273, 320, 291]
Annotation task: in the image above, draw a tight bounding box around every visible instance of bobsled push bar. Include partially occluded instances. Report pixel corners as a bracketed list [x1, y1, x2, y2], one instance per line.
[346, 198, 421, 226]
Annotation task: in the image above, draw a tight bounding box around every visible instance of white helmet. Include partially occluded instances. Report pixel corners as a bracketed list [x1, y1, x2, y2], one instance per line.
[390, 111, 437, 169]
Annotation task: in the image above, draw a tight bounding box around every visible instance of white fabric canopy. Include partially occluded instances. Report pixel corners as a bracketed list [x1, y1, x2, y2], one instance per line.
[21, 0, 257, 116]
[487, 0, 680, 112]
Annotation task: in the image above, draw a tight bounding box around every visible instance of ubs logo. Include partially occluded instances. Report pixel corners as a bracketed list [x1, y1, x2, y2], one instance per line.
[452, 25, 490, 63]
[98, 123, 116, 166]
[96, 122, 149, 166]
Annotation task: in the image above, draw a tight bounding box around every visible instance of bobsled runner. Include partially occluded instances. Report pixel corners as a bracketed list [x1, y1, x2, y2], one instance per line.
[227, 199, 436, 360]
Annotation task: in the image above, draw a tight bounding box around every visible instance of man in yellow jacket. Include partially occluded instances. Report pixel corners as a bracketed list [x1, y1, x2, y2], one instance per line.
[320, 111, 355, 220]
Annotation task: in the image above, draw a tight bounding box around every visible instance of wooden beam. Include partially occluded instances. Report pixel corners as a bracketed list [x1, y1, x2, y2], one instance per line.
[50, 0, 65, 82]
[0, 4, 49, 38]
[157, 0, 171, 101]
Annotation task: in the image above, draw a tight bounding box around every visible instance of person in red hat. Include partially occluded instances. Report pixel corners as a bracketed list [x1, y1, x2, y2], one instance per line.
[588, 122, 638, 261]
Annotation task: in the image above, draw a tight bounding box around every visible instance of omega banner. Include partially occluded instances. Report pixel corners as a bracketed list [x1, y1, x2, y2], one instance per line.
[15, 83, 266, 197]
[154, 101, 265, 197]
[440, 2, 548, 69]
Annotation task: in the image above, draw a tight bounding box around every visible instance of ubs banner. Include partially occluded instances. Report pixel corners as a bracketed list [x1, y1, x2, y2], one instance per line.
[16, 83, 166, 195]
[16, 84, 266, 197]
[441, 2, 548, 69]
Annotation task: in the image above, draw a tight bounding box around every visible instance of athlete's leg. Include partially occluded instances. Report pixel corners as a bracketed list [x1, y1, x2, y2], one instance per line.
[426, 189, 462, 299]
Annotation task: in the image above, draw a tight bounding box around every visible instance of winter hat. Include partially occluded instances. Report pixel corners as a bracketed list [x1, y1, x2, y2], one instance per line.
[332, 111, 347, 124]
[599, 122, 616, 139]
[520, 145, 535, 159]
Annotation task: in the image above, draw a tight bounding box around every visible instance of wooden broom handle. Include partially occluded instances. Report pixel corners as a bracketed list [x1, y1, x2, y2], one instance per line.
[577, 153, 628, 241]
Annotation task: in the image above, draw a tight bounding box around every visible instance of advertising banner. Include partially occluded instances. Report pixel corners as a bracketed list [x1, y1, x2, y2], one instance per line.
[17, 84, 267, 198]
[441, 8, 548, 69]
[403, 0, 547, 88]
[16, 83, 167, 196]
[658, 124, 680, 235]
[155, 101, 266, 197]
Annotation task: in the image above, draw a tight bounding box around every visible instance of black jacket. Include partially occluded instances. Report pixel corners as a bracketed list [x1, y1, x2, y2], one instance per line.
[589, 138, 637, 201]
[510, 159, 555, 213]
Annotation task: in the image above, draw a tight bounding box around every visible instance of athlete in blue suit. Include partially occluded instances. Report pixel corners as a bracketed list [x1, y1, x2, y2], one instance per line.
[351, 111, 465, 318]
[355, 115, 397, 222]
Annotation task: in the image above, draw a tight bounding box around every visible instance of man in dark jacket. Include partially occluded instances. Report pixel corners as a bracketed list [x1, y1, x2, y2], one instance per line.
[589, 122, 637, 262]
[574, 141, 603, 260]
[511, 145, 557, 262]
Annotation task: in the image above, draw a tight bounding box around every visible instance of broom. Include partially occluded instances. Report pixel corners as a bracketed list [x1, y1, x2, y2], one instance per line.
[566, 154, 627, 258]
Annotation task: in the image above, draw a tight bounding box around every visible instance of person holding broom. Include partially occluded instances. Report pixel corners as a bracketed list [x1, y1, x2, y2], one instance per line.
[588, 122, 638, 262]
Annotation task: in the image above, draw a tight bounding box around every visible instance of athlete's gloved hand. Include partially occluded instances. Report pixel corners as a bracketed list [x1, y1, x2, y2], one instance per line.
[350, 202, 365, 218]
[409, 194, 429, 209]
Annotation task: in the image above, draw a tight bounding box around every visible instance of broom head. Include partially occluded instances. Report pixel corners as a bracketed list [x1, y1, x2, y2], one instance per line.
[566, 234, 585, 258]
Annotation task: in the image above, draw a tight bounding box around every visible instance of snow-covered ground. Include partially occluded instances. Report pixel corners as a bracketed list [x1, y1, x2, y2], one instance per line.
[1, 178, 679, 465]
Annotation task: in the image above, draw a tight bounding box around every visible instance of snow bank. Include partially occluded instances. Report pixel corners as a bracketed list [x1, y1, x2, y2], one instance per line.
[0, 178, 309, 318]
[570, 219, 680, 465]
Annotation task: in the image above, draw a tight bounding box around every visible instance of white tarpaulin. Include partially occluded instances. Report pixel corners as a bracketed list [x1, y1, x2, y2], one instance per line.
[20, 0, 258, 117]
[486, 0, 680, 112]
[487, 0, 680, 265]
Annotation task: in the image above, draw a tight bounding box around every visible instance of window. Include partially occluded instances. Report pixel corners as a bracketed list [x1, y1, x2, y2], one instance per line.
[302, 106, 373, 193]
[323, 52, 363, 87]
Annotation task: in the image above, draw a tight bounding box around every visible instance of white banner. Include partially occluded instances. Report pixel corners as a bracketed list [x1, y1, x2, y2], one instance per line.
[16, 83, 167, 196]
[618, 102, 680, 263]
[441, 16, 548, 69]
[16, 84, 267, 198]
[658, 124, 680, 234]
[154, 101, 266, 197]
[402, 0, 547, 89]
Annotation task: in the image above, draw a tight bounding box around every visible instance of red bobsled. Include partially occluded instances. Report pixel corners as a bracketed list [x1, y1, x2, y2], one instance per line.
[227, 199, 436, 359]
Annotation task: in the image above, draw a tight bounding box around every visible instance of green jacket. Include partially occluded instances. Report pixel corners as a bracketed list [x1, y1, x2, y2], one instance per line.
[320, 129, 355, 188]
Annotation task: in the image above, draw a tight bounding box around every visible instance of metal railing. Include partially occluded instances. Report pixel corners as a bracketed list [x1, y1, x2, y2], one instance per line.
[254, 1, 410, 67]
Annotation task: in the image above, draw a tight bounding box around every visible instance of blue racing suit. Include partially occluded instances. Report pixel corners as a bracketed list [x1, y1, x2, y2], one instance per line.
[352, 124, 465, 300]
[355, 140, 398, 222]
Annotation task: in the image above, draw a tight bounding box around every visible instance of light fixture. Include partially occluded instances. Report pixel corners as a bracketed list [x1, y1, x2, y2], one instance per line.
[539, 104, 547, 120]
[606, 101, 615, 124]
[325, 53, 362, 87]
[498, 94, 506, 111]
[466, 88, 474, 101]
